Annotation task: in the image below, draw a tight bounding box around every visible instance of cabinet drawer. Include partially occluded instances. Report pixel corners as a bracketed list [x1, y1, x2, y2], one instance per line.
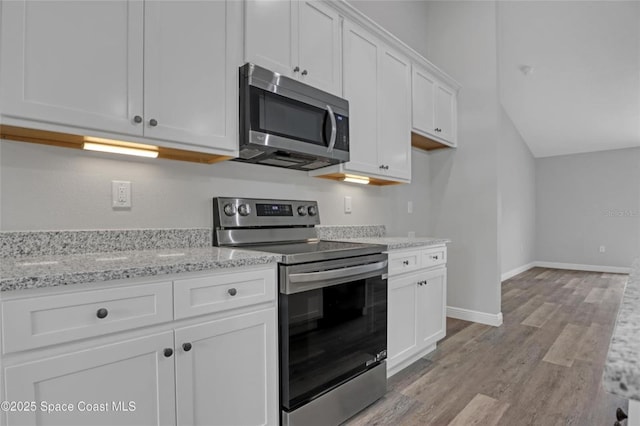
[388, 250, 421, 276]
[2, 282, 173, 354]
[173, 267, 276, 319]
[421, 246, 447, 269]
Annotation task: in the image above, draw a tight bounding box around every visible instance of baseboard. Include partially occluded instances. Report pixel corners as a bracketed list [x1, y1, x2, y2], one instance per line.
[447, 306, 503, 327]
[534, 261, 631, 274]
[501, 262, 536, 281]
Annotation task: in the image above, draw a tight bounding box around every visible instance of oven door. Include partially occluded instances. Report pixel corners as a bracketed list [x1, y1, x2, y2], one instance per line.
[279, 255, 388, 412]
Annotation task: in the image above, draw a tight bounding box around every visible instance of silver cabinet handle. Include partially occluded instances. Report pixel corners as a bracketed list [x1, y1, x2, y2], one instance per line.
[326, 105, 337, 152]
[133, 115, 142, 124]
[293, 66, 300, 73]
[301, 69, 308, 76]
[289, 260, 388, 284]
[149, 119, 158, 127]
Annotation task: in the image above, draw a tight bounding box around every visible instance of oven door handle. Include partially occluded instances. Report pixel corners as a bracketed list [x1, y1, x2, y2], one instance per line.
[288, 260, 387, 284]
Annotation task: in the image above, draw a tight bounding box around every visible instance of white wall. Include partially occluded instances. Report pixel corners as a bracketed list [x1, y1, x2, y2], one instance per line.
[535, 147, 640, 268]
[0, 140, 391, 230]
[347, 0, 430, 58]
[499, 108, 536, 275]
[424, 1, 502, 317]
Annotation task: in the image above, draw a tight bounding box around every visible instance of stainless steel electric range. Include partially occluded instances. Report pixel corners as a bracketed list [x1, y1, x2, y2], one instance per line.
[213, 197, 388, 426]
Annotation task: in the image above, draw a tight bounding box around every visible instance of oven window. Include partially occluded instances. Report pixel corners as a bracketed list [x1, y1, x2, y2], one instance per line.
[250, 87, 329, 147]
[279, 276, 387, 411]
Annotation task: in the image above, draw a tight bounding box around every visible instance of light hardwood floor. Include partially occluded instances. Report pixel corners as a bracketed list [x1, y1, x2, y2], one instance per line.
[344, 268, 628, 426]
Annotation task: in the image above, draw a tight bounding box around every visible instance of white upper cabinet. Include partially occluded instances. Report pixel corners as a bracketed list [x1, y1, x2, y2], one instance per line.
[245, 0, 295, 78]
[411, 63, 458, 147]
[412, 68, 437, 138]
[378, 48, 411, 180]
[0, 0, 144, 136]
[245, 0, 342, 95]
[0, 0, 241, 155]
[310, 18, 411, 184]
[435, 84, 457, 144]
[341, 20, 380, 177]
[143, 0, 240, 151]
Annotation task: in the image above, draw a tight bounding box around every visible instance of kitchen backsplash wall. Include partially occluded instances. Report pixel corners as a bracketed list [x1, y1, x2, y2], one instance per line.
[0, 140, 406, 231]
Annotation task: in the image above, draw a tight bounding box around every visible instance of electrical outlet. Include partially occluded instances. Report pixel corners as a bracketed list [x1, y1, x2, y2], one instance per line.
[407, 201, 413, 214]
[112, 180, 131, 209]
[344, 196, 352, 214]
[599, 245, 606, 253]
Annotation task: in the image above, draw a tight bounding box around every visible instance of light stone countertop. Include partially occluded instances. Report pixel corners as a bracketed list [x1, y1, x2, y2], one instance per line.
[0, 247, 279, 292]
[329, 236, 450, 251]
[604, 258, 640, 401]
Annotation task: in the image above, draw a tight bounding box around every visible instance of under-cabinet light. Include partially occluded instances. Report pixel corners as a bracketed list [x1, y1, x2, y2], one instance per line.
[342, 175, 370, 185]
[82, 138, 159, 158]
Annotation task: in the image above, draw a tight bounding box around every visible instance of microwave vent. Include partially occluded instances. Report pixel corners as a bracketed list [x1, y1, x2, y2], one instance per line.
[239, 148, 264, 160]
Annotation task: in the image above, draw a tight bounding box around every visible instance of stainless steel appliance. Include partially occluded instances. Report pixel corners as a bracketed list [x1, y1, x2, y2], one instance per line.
[236, 63, 349, 171]
[213, 197, 388, 426]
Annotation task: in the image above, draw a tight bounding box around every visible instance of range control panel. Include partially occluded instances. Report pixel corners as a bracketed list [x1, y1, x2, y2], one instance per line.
[213, 197, 320, 229]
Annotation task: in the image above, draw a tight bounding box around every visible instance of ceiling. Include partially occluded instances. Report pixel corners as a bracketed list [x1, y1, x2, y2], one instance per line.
[498, 1, 640, 158]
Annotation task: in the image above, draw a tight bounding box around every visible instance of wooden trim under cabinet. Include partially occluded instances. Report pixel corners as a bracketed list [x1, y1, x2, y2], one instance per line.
[0, 125, 233, 164]
[411, 131, 454, 152]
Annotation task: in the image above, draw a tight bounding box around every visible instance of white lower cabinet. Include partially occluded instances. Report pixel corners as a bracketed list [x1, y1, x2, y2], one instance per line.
[175, 308, 277, 426]
[387, 246, 447, 377]
[4, 332, 176, 426]
[1, 266, 278, 426]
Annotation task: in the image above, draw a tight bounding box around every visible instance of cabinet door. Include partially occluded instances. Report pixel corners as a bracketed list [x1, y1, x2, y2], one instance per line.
[175, 308, 278, 426]
[297, 1, 341, 95]
[387, 274, 419, 368]
[144, 0, 240, 152]
[0, 0, 144, 136]
[411, 66, 437, 137]
[378, 46, 411, 180]
[417, 268, 447, 347]
[245, 0, 296, 78]
[342, 21, 380, 176]
[435, 84, 457, 145]
[3, 332, 175, 426]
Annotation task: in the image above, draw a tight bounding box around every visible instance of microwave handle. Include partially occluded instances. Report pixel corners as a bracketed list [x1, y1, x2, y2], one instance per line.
[326, 105, 337, 152]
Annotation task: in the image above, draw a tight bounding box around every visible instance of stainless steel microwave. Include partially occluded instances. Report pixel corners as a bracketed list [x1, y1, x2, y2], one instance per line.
[236, 63, 349, 171]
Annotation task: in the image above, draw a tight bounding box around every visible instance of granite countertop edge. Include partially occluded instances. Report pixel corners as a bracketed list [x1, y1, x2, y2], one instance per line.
[603, 258, 640, 401]
[328, 236, 451, 250]
[1, 248, 280, 292]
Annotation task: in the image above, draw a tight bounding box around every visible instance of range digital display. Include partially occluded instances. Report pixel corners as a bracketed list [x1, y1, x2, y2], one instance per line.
[256, 203, 293, 217]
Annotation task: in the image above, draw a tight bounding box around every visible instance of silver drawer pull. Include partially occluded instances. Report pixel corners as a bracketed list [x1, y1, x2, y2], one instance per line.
[228, 288, 237, 296]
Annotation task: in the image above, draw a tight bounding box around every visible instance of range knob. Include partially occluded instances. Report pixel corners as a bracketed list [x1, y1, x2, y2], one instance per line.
[223, 203, 237, 216]
[307, 205, 317, 216]
[238, 204, 251, 216]
[297, 206, 308, 216]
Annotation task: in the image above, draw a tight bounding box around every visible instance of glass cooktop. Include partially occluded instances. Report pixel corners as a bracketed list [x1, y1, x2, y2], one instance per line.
[243, 240, 387, 264]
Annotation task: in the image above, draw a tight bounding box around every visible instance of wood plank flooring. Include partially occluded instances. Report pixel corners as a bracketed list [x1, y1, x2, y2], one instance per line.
[343, 268, 628, 426]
